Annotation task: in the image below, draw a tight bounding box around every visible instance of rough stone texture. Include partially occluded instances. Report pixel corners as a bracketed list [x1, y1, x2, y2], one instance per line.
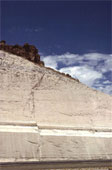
[0, 41, 44, 66]
[0, 50, 112, 169]
[0, 126, 39, 162]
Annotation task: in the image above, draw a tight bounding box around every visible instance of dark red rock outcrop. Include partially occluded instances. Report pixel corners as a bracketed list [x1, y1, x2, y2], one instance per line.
[0, 40, 44, 66]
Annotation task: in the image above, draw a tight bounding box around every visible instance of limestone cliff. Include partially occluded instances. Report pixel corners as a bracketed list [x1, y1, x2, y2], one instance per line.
[0, 50, 112, 169]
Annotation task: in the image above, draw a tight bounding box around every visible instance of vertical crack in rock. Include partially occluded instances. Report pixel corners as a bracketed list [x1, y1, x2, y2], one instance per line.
[30, 90, 35, 117]
[22, 90, 35, 118]
[23, 74, 45, 118]
[31, 73, 45, 118]
[32, 73, 45, 90]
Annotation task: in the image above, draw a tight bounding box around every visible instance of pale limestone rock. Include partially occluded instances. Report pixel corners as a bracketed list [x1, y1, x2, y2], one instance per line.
[0, 50, 112, 169]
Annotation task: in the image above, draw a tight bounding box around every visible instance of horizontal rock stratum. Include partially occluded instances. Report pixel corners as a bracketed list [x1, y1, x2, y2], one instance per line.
[0, 50, 112, 169]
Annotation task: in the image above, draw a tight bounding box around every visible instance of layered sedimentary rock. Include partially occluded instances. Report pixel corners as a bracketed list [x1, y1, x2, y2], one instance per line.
[0, 50, 112, 169]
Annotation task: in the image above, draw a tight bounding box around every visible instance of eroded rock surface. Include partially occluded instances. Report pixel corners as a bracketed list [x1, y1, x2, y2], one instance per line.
[0, 40, 44, 66]
[0, 50, 112, 169]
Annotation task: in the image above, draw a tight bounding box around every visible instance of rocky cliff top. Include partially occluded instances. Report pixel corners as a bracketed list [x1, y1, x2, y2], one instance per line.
[0, 40, 78, 81]
[0, 40, 44, 66]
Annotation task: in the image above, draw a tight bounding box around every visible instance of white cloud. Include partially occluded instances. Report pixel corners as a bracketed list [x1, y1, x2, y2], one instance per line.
[59, 66, 102, 86]
[43, 55, 58, 69]
[42, 52, 112, 95]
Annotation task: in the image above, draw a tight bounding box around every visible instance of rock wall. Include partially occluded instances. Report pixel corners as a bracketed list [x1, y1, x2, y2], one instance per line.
[0, 50, 112, 169]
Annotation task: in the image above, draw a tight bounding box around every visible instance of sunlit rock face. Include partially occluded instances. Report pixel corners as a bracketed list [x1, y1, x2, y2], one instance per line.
[0, 50, 112, 169]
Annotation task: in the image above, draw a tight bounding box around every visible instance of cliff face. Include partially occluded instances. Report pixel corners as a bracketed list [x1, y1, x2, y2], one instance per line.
[0, 50, 112, 169]
[0, 50, 111, 127]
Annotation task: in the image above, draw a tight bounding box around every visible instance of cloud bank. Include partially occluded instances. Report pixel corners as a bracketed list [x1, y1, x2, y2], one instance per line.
[42, 53, 112, 95]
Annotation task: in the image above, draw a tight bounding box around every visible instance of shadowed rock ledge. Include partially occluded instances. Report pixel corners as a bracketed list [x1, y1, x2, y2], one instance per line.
[0, 40, 44, 66]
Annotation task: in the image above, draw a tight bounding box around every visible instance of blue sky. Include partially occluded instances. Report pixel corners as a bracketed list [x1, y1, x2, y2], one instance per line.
[0, 0, 112, 95]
